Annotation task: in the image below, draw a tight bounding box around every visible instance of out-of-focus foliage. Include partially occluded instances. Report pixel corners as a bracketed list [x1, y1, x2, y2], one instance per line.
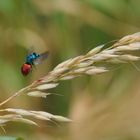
[0, 0, 140, 140]
[0, 137, 23, 140]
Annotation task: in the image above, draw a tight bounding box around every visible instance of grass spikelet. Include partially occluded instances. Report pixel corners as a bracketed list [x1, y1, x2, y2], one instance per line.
[35, 83, 59, 90]
[86, 67, 108, 75]
[27, 91, 51, 98]
[87, 44, 105, 56]
[0, 114, 37, 126]
[119, 54, 140, 61]
[12, 118, 38, 126]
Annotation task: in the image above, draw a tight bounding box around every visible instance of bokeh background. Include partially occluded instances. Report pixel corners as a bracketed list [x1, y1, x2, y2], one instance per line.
[0, 0, 140, 140]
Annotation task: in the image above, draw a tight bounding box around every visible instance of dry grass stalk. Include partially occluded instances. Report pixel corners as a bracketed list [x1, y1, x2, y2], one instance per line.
[0, 32, 140, 127]
[0, 32, 140, 107]
[0, 108, 71, 127]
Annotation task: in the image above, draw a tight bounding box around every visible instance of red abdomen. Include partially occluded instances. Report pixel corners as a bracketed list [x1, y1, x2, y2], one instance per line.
[21, 63, 32, 76]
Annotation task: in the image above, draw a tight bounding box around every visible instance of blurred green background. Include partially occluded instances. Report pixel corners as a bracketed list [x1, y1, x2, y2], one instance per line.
[0, 0, 140, 140]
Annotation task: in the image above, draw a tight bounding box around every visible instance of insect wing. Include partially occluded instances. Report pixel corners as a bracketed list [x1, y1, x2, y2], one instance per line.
[33, 51, 49, 65]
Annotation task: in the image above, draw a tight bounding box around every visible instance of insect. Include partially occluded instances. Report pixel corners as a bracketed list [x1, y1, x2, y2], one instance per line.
[21, 51, 49, 76]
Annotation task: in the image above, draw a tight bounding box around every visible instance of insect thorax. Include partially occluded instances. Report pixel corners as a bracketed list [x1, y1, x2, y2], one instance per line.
[26, 53, 40, 64]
